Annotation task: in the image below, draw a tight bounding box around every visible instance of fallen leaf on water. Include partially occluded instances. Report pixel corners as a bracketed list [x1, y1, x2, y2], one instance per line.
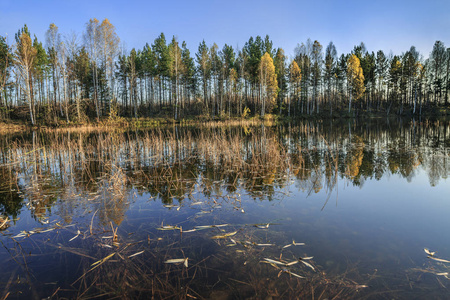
[300, 259, 315, 271]
[263, 258, 285, 265]
[424, 248, 435, 256]
[211, 231, 237, 239]
[128, 250, 144, 258]
[91, 252, 115, 267]
[428, 256, 450, 263]
[165, 258, 188, 267]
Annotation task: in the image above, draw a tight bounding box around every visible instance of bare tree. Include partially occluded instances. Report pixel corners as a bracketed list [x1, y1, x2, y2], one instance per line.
[84, 18, 101, 119]
[14, 32, 37, 125]
[99, 19, 120, 115]
[45, 23, 61, 113]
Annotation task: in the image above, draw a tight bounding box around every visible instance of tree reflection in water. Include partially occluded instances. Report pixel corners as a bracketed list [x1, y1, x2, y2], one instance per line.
[0, 119, 449, 298]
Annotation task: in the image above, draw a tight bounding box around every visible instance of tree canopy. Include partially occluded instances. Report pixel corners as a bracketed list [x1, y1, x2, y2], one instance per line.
[0, 21, 449, 125]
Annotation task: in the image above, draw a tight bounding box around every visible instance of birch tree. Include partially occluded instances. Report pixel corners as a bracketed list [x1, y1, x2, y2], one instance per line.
[83, 18, 101, 118]
[347, 54, 365, 113]
[169, 36, 182, 119]
[259, 52, 278, 117]
[45, 23, 61, 111]
[14, 32, 37, 125]
[99, 19, 120, 114]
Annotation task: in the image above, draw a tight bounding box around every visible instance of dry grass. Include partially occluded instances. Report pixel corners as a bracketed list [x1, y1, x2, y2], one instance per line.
[3, 120, 448, 298]
[0, 122, 27, 133]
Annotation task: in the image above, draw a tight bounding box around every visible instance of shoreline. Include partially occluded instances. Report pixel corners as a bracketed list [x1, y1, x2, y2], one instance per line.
[1, 112, 449, 132]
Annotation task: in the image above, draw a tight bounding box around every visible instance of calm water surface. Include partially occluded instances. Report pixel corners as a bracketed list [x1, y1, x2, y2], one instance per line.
[0, 119, 449, 299]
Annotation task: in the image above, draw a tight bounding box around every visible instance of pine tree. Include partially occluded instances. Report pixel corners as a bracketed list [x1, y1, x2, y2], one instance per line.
[221, 44, 235, 115]
[0, 36, 11, 119]
[389, 56, 402, 111]
[430, 41, 446, 104]
[311, 40, 322, 113]
[168, 36, 182, 119]
[196, 40, 210, 112]
[181, 41, 195, 111]
[376, 50, 388, 110]
[152, 33, 170, 109]
[128, 48, 138, 118]
[274, 48, 287, 115]
[325, 42, 337, 115]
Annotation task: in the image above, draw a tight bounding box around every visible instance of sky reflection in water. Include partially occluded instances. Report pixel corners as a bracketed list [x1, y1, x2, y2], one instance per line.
[0, 120, 449, 299]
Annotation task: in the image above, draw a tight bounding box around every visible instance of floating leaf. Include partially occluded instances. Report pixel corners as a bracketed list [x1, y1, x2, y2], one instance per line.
[293, 240, 305, 246]
[163, 205, 179, 208]
[283, 240, 305, 249]
[263, 258, 285, 265]
[157, 225, 180, 231]
[69, 230, 81, 242]
[212, 231, 237, 239]
[286, 270, 305, 278]
[0, 217, 9, 229]
[195, 224, 228, 230]
[165, 258, 188, 267]
[301, 256, 313, 260]
[300, 259, 315, 271]
[424, 248, 436, 256]
[128, 250, 144, 258]
[429, 256, 450, 263]
[91, 252, 115, 267]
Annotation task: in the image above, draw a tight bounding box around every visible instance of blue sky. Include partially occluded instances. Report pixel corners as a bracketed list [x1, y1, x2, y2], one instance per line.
[1, 0, 448, 59]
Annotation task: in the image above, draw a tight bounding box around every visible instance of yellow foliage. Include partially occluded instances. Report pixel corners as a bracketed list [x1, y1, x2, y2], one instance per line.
[346, 136, 364, 179]
[259, 52, 278, 106]
[242, 106, 251, 118]
[347, 54, 365, 101]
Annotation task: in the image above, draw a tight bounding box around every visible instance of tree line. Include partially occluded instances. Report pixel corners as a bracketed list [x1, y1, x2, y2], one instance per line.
[2, 120, 449, 219]
[1, 20, 449, 125]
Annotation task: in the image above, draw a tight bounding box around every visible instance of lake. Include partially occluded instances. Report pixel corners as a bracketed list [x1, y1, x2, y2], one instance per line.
[0, 118, 449, 299]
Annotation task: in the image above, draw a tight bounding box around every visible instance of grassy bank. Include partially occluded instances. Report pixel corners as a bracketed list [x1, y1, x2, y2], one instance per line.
[1, 107, 450, 132]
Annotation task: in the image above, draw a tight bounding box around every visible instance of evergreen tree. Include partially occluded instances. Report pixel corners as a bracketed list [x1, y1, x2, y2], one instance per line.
[288, 60, 301, 117]
[168, 36, 182, 119]
[430, 41, 446, 104]
[196, 40, 210, 112]
[181, 41, 195, 111]
[274, 48, 287, 114]
[324, 42, 337, 115]
[152, 33, 170, 109]
[0, 36, 11, 119]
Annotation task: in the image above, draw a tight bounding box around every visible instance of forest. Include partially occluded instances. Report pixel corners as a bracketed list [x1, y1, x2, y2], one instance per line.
[1, 19, 450, 126]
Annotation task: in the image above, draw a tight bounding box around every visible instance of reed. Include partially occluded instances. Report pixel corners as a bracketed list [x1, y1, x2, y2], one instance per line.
[1, 121, 450, 298]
